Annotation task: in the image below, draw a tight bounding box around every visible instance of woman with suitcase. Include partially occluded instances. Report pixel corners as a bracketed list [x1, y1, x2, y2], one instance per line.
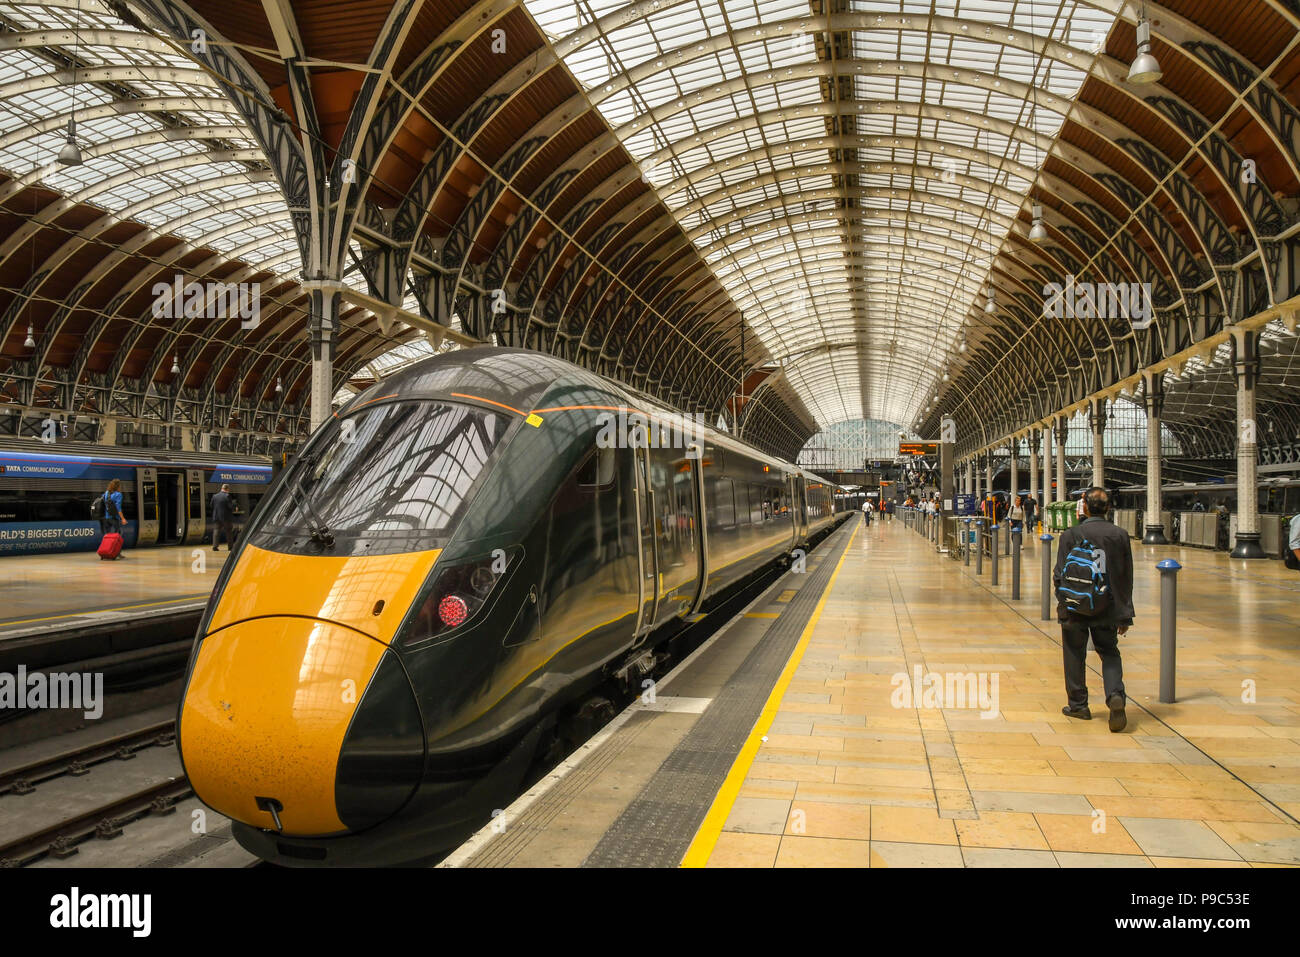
[96, 478, 126, 560]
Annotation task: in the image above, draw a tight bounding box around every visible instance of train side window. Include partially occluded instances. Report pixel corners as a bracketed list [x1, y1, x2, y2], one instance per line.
[0, 488, 24, 523]
[577, 447, 616, 490]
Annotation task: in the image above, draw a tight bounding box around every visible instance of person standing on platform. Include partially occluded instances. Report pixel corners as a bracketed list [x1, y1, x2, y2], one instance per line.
[861, 499, 873, 525]
[97, 478, 124, 539]
[210, 483, 235, 552]
[1285, 512, 1300, 571]
[1023, 494, 1037, 531]
[1008, 495, 1025, 535]
[1053, 487, 1134, 732]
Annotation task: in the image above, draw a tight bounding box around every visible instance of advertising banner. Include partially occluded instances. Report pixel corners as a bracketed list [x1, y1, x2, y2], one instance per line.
[0, 521, 137, 555]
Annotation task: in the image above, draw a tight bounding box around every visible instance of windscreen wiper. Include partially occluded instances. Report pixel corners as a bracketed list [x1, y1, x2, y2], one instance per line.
[288, 453, 335, 548]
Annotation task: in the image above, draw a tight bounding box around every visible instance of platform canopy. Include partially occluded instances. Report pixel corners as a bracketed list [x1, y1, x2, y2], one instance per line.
[1, 0, 1299, 464]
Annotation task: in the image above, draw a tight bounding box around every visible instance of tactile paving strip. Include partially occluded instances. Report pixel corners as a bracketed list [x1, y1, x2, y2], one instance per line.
[582, 518, 858, 867]
[462, 708, 660, 867]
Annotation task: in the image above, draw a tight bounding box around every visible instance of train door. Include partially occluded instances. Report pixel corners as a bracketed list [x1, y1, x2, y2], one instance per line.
[632, 446, 660, 639]
[688, 442, 710, 615]
[185, 469, 205, 545]
[645, 445, 700, 628]
[136, 467, 159, 546]
[790, 473, 800, 535]
[156, 470, 185, 544]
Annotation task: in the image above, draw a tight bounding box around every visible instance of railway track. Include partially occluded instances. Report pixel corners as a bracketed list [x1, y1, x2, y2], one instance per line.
[0, 720, 176, 797]
[0, 719, 192, 867]
[0, 776, 193, 867]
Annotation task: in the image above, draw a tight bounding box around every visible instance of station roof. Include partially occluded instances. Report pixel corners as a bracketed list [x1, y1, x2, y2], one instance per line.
[0, 0, 1298, 463]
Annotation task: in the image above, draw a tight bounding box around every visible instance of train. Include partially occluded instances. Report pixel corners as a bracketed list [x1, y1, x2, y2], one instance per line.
[0, 441, 273, 556]
[176, 347, 851, 866]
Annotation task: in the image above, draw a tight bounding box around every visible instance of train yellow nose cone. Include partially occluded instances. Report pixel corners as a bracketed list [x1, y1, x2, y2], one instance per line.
[179, 617, 388, 836]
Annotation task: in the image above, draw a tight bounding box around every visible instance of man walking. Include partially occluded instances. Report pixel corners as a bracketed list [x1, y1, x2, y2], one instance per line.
[1053, 486, 1134, 732]
[210, 483, 235, 552]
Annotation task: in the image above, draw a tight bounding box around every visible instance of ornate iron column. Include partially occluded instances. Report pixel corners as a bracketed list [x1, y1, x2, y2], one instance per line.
[1009, 436, 1019, 502]
[1231, 329, 1265, 558]
[1043, 418, 1054, 504]
[1055, 416, 1069, 503]
[1090, 397, 1106, 488]
[1028, 428, 1040, 510]
[1143, 372, 1169, 545]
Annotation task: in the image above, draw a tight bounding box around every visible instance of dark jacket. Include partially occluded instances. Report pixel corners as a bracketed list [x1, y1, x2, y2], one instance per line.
[210, 490, 234, 523]
[1053, 515, 1135, 627]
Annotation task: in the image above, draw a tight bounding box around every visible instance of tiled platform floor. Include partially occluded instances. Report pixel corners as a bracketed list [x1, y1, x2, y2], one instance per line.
[706, 516, 1300, 868]
[0, 544, 230, 631]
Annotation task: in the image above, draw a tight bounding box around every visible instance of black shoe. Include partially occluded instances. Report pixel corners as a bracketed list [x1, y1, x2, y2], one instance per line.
[212, 546, 218, 551]
[1107, 694, 1127, 733]
[1062, 705, 1092, 720]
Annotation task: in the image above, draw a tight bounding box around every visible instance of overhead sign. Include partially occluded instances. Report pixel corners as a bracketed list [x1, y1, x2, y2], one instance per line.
[211, 465, 272, 485]
[0, 451, 93, 478]
[898, 441, 939, 456]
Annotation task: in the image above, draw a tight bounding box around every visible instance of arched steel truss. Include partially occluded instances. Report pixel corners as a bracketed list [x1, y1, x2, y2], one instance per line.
[4, 0, 1300, 466]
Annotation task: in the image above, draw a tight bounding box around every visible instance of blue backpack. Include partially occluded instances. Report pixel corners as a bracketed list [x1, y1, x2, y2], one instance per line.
[1056, 538, 1112, 616]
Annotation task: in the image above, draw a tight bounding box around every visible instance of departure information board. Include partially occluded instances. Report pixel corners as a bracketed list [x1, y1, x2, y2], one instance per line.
[898, 441, 939, 456]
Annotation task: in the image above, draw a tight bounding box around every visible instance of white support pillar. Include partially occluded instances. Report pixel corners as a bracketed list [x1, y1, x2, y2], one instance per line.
[1029, 429, 1040, 513]
[1043, 420, 1054, 505]
[985, 453, 993, 499]
[1231, 329, 1265, 557]
[1090, 398, 1106, 488]
[308, 287, 339, 434]
[1142, 372, 1168, 544]
[1055, 417, 1068, 503]
[1009, 436, 1019, 503]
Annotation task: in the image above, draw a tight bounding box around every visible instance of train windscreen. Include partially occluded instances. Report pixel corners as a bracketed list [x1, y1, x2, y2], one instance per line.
[249, 400, 512, 555]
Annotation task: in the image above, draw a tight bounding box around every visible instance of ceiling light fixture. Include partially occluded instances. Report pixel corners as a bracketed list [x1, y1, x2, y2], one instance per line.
[58, 119, 83, 166]
[984, 287, 996, 313]
[24, 324, 36, 349]
[275, 377, 283, 394]
[171, 355, 180, 374]
[1029, 204, 1048, 242]
[57, 0, 85, 166]
[1128, 14, 1163, 86]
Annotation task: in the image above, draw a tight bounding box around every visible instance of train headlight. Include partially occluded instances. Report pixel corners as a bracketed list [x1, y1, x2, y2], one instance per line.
[400, 547, 522, 647]
[437, 593, 470, 629]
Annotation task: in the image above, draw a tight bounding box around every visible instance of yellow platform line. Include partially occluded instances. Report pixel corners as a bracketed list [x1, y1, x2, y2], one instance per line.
[680, 519, 861, 867]
[0, 594, 209, 628]
[743, 612, 780, 619]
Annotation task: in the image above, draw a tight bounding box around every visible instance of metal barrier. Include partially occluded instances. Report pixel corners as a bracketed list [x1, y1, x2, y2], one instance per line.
[1011, 528, 1022, 599]
[1039, 533, 1053, 621]
[990, 524, 999, 585]
[1158, 559, 1181, 703]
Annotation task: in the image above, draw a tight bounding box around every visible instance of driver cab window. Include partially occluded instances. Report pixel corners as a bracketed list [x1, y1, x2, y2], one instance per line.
[577, 446, 616, 490]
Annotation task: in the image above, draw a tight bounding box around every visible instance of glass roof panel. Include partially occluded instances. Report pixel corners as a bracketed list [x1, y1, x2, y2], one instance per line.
[529, 0, 1117, 427]
[0, 0, 307, 320]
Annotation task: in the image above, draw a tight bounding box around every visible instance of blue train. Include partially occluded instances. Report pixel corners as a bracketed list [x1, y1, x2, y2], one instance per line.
[0, 441, 273, 556]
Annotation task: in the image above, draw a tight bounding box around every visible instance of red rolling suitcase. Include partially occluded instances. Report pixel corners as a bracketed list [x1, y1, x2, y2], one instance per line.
[98, 533, 124, 560]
